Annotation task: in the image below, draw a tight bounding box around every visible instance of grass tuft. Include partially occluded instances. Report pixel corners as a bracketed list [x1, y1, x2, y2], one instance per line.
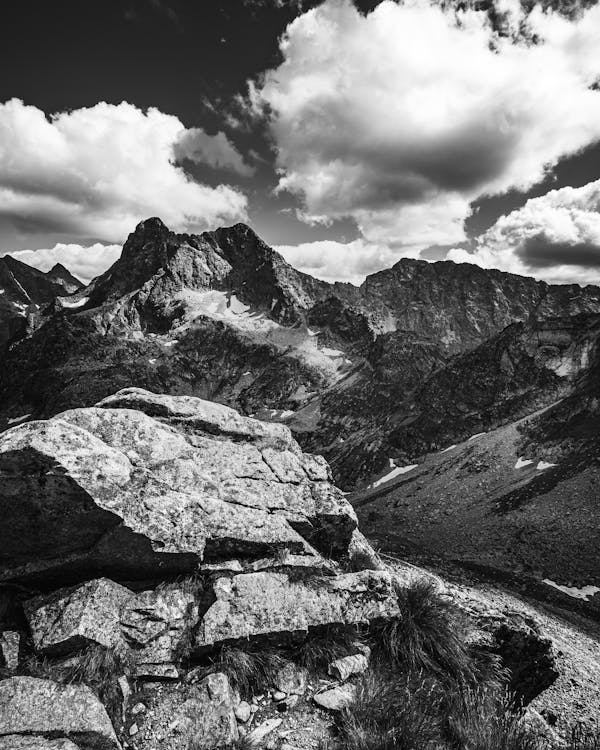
[373, 580, 485, 686]
[333, 670, 443, 750]
[444, 686, 540, 750]
[296, 626, 364, 673]
[208, 646, 286, 699]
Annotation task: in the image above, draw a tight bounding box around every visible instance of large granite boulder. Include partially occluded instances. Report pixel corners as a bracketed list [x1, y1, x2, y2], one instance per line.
[0, 676, 120, 750]
[0, 739, 81, 750]
[0, 389, 357, 586]
[196, 569, 401, 650]
[24, 579, 200, 679]
[25, 579, 133, 656]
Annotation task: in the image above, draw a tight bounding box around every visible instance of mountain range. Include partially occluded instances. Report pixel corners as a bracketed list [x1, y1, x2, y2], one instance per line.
[2, 217, 600, 589]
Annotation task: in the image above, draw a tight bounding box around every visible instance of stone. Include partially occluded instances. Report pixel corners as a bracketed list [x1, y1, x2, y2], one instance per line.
[195, 569, 401, 649]
[274, 660, 308, 696]
[234, 701, 252, 723]
[98, 389, 296, 452]
[313, 685, 356, 712]
[131, 703, 146, 715]
[277, 694, 299, 713]
[272, 690, 286, 701]
[175, 673, 238, 750]
[24, 578, 133, 656]
[328, 653, 369, 681]
[246, 718, 283, 746]
[0, 739, 80, 750]
[0, 630, 21, 671]
[0, 391, 358, 585]
[120, 584, 199, 679]
[347, 530, 384, 571]
[0, 676, 121, 749]
[128, 723, 138, 736]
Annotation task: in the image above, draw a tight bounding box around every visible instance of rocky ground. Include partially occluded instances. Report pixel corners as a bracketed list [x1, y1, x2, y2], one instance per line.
[355, 404, 600, 590]
[1, 389, 600, 749]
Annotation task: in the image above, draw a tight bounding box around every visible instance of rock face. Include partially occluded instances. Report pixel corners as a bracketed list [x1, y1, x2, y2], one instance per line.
[2, 217, 599, 489]
[0, 388, 356, 586]
[0, 255, 82, 355]
[0, 676, 121, 750]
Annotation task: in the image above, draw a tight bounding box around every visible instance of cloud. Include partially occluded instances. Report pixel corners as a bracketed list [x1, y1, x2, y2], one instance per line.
[0, 99, 248, 247]
[448, 179, 600, 283]
[276, 238, 418, 284]
[253, 0, 600, 249]
[173, 128, 255, 176]
[8, 243, 121, 284]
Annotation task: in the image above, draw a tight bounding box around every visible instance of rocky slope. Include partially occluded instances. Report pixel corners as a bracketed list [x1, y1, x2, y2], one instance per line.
[0, 256, 83, 354]
[1, 217, 600, 491]
[1, 388, 596, 749]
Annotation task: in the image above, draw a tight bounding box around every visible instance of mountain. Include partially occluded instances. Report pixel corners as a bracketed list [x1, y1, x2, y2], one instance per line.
[0, 255, 83, 354]
[45, 262, 84, 294]
[1, 217, 600, 491]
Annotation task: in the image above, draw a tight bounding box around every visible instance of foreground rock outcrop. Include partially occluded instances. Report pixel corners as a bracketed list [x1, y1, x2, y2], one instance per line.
[0, 388, 412, 749]
[0, 387, 357, 586]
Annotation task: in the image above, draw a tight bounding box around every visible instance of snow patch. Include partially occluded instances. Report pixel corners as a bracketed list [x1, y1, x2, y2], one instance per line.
[537, 460, 557, 471]
[543, 580, 600, 601]
[440, 444, 456, 453]
[307, 328, 319, 337]
[7, 414, 30, 425]
[321, 347, 344, 357]
[148, 358, 157, 365]
[59, 296, 89, 309]
[372, 464, 418, 488]
[162, 340, 178, 348]
[468, 432, 486, 441]
[515, 457, 534, 469]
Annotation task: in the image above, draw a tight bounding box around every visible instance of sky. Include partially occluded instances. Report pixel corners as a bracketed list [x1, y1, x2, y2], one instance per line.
[2, 0, 600, 285]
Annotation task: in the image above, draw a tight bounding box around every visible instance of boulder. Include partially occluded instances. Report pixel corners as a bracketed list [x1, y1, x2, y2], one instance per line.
[171, 673, 238, 750]
[0, 739, 81, 750]
[25, 579, 133, 656]
[313, 685, 356, 711]
[195, 569, 401, 649]
[24, 578, 200, 679]
[328, 652, 369, 681]
[120, 584, 199, 678]
[0, 630, 21, 671]
[0, 676, 121, 750]
[274, 660, 308, 696]
[0, 390, 359, 585]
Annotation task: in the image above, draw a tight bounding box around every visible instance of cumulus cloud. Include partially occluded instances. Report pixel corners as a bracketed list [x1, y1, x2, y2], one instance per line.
[276, 238, 419, 284]
[173, 128, 255, 176]
[0, 99, 248, 247]
[8, 243, 122, 284]
[448, 179, 600, 284]
[254, 0, 600, 249]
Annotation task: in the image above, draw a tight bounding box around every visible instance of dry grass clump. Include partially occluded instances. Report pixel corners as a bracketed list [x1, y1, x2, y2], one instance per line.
[208, 646, 286, 699]
[372, 580, 489, 687]
[296, 625, 365, 673]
